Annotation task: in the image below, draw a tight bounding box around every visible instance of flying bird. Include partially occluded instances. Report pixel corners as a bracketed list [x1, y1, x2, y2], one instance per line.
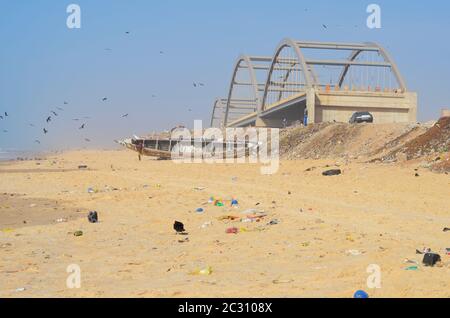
[122, 114, 129, 118]
[2, 130, 7, 133]
[51, 111, 58, 116]
[102, 97, 108, 102]
[35, 140, 41, 144]
[29, 123, 35, 127]
[173, 221, 186, 234]
[322, 24, 328, 29]
[79, 123, 86, 129]
[64, 101, 68, 105]
[0, 115, 3, 120]
[46, 116, 52, 123]
[125, 31, 130, 34]
[43, 128, 48, 134]
[4, 112, 8, 117]
[56, 107, 64, 111]
[84, 138, 91, 142]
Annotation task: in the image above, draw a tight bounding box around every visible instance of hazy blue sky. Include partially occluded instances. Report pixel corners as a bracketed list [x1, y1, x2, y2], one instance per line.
[0, 0, 449, 152]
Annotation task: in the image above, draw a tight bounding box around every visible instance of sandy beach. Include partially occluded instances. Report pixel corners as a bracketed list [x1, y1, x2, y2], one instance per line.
[0, 149, 449, 298]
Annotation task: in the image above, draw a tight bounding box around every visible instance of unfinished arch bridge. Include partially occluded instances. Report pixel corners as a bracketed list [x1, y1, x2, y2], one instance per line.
[211, 39, 417, 128]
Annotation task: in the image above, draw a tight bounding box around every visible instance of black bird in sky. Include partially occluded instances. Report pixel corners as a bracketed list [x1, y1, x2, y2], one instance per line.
[0, 115, 3, 120]
[35, 140, 41, 144]
[125, 31, 130, 35]
[56, 107, 64, 111]
[322, 24, 328, 29]
[51, 111, 58, 116]
[46, 116, 52, 123]
[2, 130, 7, 133]
[4, 112, 8, 117]
[29, 123, 35, 127]
[85, 138, 91, 142]
[79, 123, 86, 130]
[102, 97, 108, 102]
[173, 221, 186, 234]
[43, 128, 48, 134]
[122, 114, 129, 118]
[64, 101, 68, 105]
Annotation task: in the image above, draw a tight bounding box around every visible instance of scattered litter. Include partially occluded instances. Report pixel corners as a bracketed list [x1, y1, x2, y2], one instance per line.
[241, 209, 264, 215]
[208, 197, 215, 204]
[231, 177, 238, 182]
[218, 215, 240, 221]
[353, 290, 369, 299]
[301, 242, 310, 247]
[195, 208, 205, 214]
[322, 169, 342, 176]
[88, 211, 99, 223]
[73, 231, 83, 237]
[405, 266, 419, 271]
[190, 266, 213, 276]
[194, 187, 206, 191]
[445, 248, 450, 256]
[231, 199, 239, 207]
[15, 287, 26, 292]
[178, 237, 189, 243]
[443, 227, 450, 232]
[267, 219, 279, 226]
[78, 165, 88, 170]
[56, 218, 67, 223]
[404, 259, 419, 265]
[201, 222, 212, 229]
[346, 250, 362, 256]
[272, 279, 294, 285]
[87, 187, 96, 194]
[226, 227, 239, 234]
[214, 200, 224, 207]
[29, 204, 37, 208]
[422, 253, 441, 267]
[174, 221, 186, 234]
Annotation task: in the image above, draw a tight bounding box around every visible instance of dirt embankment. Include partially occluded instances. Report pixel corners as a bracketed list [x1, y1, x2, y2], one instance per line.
[279, 118, 450, 172]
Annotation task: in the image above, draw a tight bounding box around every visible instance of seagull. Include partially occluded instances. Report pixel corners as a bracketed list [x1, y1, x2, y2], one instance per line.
[29, 123, 35, 127]
[0, 115, 3, 120]
[199, 83, 205, 87]
[193, 82, 197, 88]
[102, 97, 108, 102]
[125, 31, 130, 35]
[84, 138, 91, 142]
[79, 123, 86, 129]
[64, 101, 68, 105]
[43, 128, 48, 134]
[2, 130, 7, 133]
[322, 24, 328, 29]
[35, 140, 41, 144]
[72, 118, 80, 121]
[46, 116, 51, 123]
[56, 107, 64, 111]
[4, 112, 8, 117]
[152, 94, 157, 98]
[51, 111, 58, 116]
[122, 114, 129, 118]
[159, 51, 164, 54]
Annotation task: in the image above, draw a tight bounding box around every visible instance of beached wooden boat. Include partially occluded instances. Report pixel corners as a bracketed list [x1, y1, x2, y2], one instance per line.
[116, 136, 257, 160]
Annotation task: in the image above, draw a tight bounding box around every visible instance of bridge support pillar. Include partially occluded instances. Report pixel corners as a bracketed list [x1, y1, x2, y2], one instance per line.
[306, 88, 316, 124]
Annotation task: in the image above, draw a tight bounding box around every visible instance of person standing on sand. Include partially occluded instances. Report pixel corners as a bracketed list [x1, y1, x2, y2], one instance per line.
[136, 140, 144, 161]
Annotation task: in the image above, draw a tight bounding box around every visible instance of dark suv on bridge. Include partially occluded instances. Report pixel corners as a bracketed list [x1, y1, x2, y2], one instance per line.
[349, 112, 374, 124]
